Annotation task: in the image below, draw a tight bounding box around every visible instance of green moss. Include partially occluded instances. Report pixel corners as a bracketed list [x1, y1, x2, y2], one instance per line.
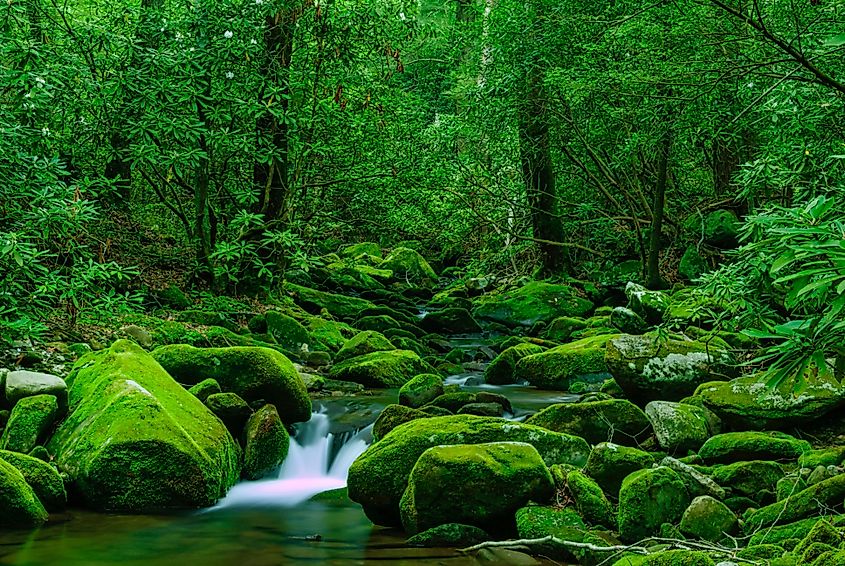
[472, 281, 594, 327]
[679, 246, 708, 281]
[526, 399, 651, 445]
[265, 311, 311, 350]
[0, 458, 48, 528]
[793, 520, 844, 558]
[679, 495, 737, 542]
[335, 330, 395, 363]
[585, 442, 655, 496]
[514, 335, 617, 390]
[0, 394, 58, 453]
[0, 449, 66, 511]
[567, 469, 615, 528]
[187, 378, 222, 402]
[618, 467, 690, 542]
[516, 504, 586, 541]
[341, 242, 382, 259]
[398, 373, 444, 408]
[736, 544, 786, 561]
[152, 344, 311, 424]
[629, 550, 715, 566]
[357, 315, 402, 334]
[47, 341, 240, 512]
[749, 515, 845, 547]
[645, 401, 715, 454]
[373, 404, 431, 441]
[420, 308, 481, 334]
[710, 461, 783, 501]
[799, 447, 845, 468]
[348, 415, 590, 527]
[746, 473, 845, 531]
[329, 349, 433, 388]
[406, 523, 489, 547]
[307, 318, 351, 352]
[698, 432, 811, 464]
[242, 405, 289, 480]
[400, 442, 554, 535]
[285, 282, 375, 319]
[205, 393, 252, 437]
[542, 316, 589, 342]
[379, 247, 438, 286]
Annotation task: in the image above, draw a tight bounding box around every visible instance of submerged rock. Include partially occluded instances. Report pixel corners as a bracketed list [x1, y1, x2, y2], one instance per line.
[400, 442, 554, 535]
[47, 340, 240, 511]
[605, 333, 736, 404]
[329, 349, 433, 388]
[152, 345, 311, 424]
[347, 415, 590, 527]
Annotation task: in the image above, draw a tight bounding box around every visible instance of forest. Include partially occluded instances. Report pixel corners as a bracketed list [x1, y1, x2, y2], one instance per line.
[1, 0, 845, 564]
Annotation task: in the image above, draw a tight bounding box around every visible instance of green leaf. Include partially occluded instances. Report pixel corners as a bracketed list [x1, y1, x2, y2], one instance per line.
[824, 33, 845, 47]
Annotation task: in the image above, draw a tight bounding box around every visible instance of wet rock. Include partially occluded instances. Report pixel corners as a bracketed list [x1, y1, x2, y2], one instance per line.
[645, 401, 718, 454]
[242, 404, 289, 480]
[515, 335, 617, 391]
[526, 399, 651, 446]
[618, 467, 690, 542]
[406, 523, 489, 547]
[329, 350, 434, 388]
[0, 394, 58, 453]
[0, 459, 48, 528]
[584, 442, 654, 496]
[698, 432, 811, 464]
[398, 373, 444, 408]
[679, 496, 738, 542]
[0, 449, 66, 511]
[335, 331, 395, 363]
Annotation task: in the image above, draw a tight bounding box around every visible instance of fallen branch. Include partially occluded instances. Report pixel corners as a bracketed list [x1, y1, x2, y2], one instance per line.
[459, 535, 648, 555]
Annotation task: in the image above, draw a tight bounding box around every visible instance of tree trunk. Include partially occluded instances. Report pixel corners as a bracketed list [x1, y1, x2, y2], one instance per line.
[255, 10, 296, 222]
[519, 69, 565, 274]
[646, 128, 672, 290]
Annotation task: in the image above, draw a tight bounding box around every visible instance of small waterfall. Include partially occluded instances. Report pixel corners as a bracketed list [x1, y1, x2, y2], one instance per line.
[213, 411, 371, 509]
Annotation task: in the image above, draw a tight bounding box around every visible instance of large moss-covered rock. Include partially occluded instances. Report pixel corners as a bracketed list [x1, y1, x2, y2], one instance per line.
[516, 504, 586, 545]
[285, 282, 375, 318]
[526, 399, 651, 445]
[0, 458, 48, 528]
[242, 404, 289, 480]
[400, 442, 554, 535]
[515, 335, 618, 391]
[4, 370, 67, 408]
[605, 333, 736, 404]
[341, 242, 382, 259]
[373, 404, 431, 441]
[0, 394, 58, 453]
[47, 340, 241, 511]
[152, 345, 310, 424]
[425, 391, 512, 415]
[567, 469, 616, 528]
[398, 374, 444, 408]
[746, 474, 845, 531]
[379, 247, 438, 286]
[347, 415, 590, 526]
[624, 283, 669, 325]
[679, 495, 737, 542]
[542, 316, 589, 342]
[698, 432, 811, 464]
[205, 393, 252, 438]
[307, 318, 351, 353]
[702, 209, 740, 248]
[0, 450, 66, 511]
[585, 442, 655, 496]
[335, 330, 395, 363]
[645, 401, 717, 454]
[473, 281, 594, 328]
[420, 308, 481, 335]
[485, 343, 545, 385]
[695, 373, 845, 429]
[679, 246, 708, 281]
[618, 467, 690, 542]
[265, 311, 311, 350]
[329, 350, 432, 388]
[710, 460, 783, 502]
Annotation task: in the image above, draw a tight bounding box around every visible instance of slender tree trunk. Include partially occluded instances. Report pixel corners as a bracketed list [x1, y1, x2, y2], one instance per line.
[519, 69, 565, 274]
[255, 9, 297, 222]
[647, 128, 672, 290]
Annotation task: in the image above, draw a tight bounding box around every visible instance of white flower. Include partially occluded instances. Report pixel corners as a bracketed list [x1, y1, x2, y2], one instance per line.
[399, 11, 406, 20]
[250, 39, 257, 45]
[190, 47, 195, 52]
[35, 77, 46, 86]
[225, 71, 234, 79]
[224, 30, 233, 39]
[175, 32, 183, 41]
[746, 82, 755, 89]
[255, 0, 263, 4]
[41, 127, 50, 137]
[160, 27, 165, 32]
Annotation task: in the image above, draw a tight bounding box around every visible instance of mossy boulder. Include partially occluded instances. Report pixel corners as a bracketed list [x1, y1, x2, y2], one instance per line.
[645, 401, 717, 454]
[793, 520, 845, 558]
[152, 345, 311, 424]
[307, 318, 351, 352]
[5, 370, 67, 408]
[605, 333, 736, 404]
[335, 331, 395, 363]
[285, 282, 375, 319]
[473, 281, 594, 328]
[265, 311, 311, 350]
[745, 473, 845, 531]
[698, 432, 811, 464]
[187, 378, 222, 403]
[0, 458, 48, 528]
[347, 415, 590, 526]
[357, 315, 403, 334]
[618, 467, 690, 542]
[612, 550, 715, 566]
[341, 242, 382, 259]
[542, 316, 589, 342]
[242, 404, 289, 480]
[406, 523, 490, 547]
[457, 402, 503, 417]
[710, 460, 783, 502]
[679, 246, 708, 281]
[624, 282, 669, 325]
[425, 391, 512, 415]
[694, 373, 845, 429]
[400, 442, 554, 535]
[515, 334, 618, 391]
[610, 307, 648, 335]
[379, 247, 438, 286]
[516, 505, 586, 549]
[373, 404, 431, 441]
[398, 373, 444, 408]
[526, 399, 651, 446]
[205, 393, 253, 438]
[702, 209, 741, 248]
[420, 308, 481, 335]
[679, 495, 737, 542]
[484, 343, 545, 385]
[585, 442, 655, 496]
[329, 350, 432, 388]
[0, 449, 66, 511]
[47, 340, 241, 511]
[567, 469, 616, 528]
[0, 394, 58, 454]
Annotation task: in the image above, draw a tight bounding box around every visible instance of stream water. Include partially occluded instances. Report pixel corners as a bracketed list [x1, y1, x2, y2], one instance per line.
[0, 334, 568, 565]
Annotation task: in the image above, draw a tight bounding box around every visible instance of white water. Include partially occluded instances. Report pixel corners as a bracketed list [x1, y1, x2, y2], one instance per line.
[213, 412, 371, 509]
